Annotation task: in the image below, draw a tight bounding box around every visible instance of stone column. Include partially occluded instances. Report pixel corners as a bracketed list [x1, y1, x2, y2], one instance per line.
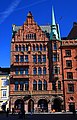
[24, 102, 28, 113]
[48, 103, 51, 113]
[34, 103, 37, 113]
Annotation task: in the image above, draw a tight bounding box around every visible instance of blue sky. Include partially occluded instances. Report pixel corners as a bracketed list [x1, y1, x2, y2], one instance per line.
[0, 0, 77, 67]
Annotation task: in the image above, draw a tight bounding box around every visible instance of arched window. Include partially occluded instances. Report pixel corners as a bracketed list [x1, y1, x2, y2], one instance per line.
[15, 45, 19, 51]
[33, 67, 37, 75]
[40, 44, 42, 51]
[38, 80, 42, 90]
[33, 80, 37, 90]
[19, 45, 21, 51]
[58, 81, 61, 90]
[43, 67, 46, 75]
[25, 81, 29, 90]
[25, 45, 28, 51]
[20, 81, 24, 91]
[43, 45, 46, 51]
[36, 44, 39, 51]
[43, 80, 47, 90]
[33, 44, 35, 51]
[15, 81, 18, 91]
[38, 67, 42, 75]
[22, 45, 25, 51]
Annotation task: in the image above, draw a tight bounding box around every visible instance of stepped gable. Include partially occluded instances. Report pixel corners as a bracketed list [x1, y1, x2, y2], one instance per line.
[13, 11, 49, 42]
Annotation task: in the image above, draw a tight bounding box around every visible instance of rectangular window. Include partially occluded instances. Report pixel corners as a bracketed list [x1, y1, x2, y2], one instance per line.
[53, 43, 57, 50]
[68, 84, 74, 92]
[33, 55, 37, 63]
[53, 66, 60, 74]
[15, 68, 19, 75]
[66, 60, 72, 68]
[38, 55, 41, 63]
[67, 72, 73, 79]
[65, 50, 71, 57]
[53, 54, 57, 62]
[15, 55, 19, 62]
[2, 90, 7, 97]
[43, 55, 46, 63]
[25, 67, 29, 75]
[52, 82, 56, 91]
[25, 81, 29, 90]
[20, 68, 24, 75]
[25, 55, 28, 62]
[20, 55, 24, 62]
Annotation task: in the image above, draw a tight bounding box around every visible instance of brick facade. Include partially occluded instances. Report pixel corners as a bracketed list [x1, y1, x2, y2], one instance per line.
[10, 11, 77, 113]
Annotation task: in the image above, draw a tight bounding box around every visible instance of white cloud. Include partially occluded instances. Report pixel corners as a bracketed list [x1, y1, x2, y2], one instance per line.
[0, 0, 21, 24]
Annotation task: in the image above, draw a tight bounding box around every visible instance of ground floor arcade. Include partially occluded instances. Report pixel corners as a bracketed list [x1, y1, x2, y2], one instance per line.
[9, 95, 64, 113]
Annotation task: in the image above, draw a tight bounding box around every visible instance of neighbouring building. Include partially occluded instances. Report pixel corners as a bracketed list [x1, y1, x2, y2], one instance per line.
[0, 67, 10, 111]
[10, 7, 77, 112]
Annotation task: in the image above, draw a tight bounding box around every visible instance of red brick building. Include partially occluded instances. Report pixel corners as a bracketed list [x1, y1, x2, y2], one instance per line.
[10, 8, 77, 112]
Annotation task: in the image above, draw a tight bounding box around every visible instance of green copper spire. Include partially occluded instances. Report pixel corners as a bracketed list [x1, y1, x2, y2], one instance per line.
[50, 6, 61, 40]
[52, 6, 56, 26]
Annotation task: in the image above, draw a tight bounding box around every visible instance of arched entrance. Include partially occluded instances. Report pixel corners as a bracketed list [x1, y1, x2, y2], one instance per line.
[28, 99, 34, 112]
[38, 99, 48, 112]
[52, 98, 62, 112]
[15, 99, 24, 111]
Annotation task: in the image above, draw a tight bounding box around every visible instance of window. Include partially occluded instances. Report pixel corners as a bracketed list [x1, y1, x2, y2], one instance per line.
[20, 68, 24, 75]
[53, 54, 57, 62]
[20, 81, 24, 91]
[2, 90, 7, 97]
[25, 67, 29, 75]
[38, 67, 42, 75]
[43, 67, 46, 75]
[25, 55, 28, 62]
[33, 45, 35, 51]
[66, 60, 72, 68]
[25, 81, 29, 90]
[58, 81, 61, 90]
[40, 44, 42, 51]
[53, 66, 60, 74]
[26, 34, 36, 40]
[52, 82, 56, 91]
[36, 44, 39, 51]
[43, 80, 47, 90]
[43, 55, 46, 63]
[15, 45, 18, 51]
[15, 68, 19, 75]
[38, 55, 41, 63]
[43, 45, 46, 51]
[38, 80, 42, 90]
[67, 72, 73, 79]
[19, 45, 21, 51]
[53, 43, 57, 50]
[21, 45, 25, 51]
[15, 81, 18, 91]
[25, 45, 28, 51]
[2, 79, 8, 86]
[68, 84, 74, 92]
[33, 55, 37, 63]
[15, 55, 19, 62]
[65, 50, 71, 57]
[20, 55, 24, 62]
[33, 80, 37, 90]
[33, 67, 37, 75]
